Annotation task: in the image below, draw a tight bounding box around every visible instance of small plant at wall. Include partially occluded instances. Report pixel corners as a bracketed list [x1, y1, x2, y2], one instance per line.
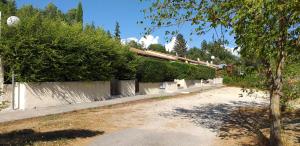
[0, 101, 9, 111]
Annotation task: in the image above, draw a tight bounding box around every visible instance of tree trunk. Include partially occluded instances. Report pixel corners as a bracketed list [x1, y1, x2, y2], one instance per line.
[270, 52, 284, 146]
[270, 90, 283, 146]
[0, 57, 4, 101]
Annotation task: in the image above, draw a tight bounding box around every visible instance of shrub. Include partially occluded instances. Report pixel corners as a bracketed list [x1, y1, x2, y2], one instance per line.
[170, 62, 215, 80]
[282, 63, 300, 103]
[0, 15, 136, 82]
[137, 58, 216, 82]
[136, 58, 174, 82]
[223, 74, 265, 89]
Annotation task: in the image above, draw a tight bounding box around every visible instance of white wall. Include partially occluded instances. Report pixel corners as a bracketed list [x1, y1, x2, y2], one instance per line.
[1, 84, 13, 110]
[193, 80, 203, 87]
[119, 80, 135, 97]
[14, 83, 26, 110]
[164, 82, 178, 93]
[21, 81, 110, 109]
[2, 84, 12, 102]
[174, 79, 187, 89]
[139, 82, 179, 95]
[139, 82, 163, 95]
[1, 78, 223, 110]
[174, 79, 195, 89]
[214, 78, 223, 84]
[185, 80, 195, 87]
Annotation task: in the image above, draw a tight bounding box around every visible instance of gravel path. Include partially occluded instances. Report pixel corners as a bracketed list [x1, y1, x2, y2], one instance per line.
[89, 87, 269, 146]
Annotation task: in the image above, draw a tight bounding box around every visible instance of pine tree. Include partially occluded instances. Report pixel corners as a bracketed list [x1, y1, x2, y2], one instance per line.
[114, 22, 121, 41]
[107, 30, 112, 38]
[44, 3, 58, 19]
[65, 8, 77, 24]
[7, 0, 16, 15]
[173, 34, 187, 57]
[76, 1, 83, 24]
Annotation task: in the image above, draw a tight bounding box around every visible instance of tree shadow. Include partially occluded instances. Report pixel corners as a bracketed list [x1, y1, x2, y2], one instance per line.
[160, 101, 270, 145]
[0, 129, 104, 145]
[283, 109, 300, 144]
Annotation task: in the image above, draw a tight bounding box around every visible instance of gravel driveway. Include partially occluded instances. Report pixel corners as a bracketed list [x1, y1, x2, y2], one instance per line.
[89, 87, 268, 146]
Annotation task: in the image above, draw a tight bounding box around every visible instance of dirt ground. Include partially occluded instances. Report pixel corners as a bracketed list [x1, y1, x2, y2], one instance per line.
[0, 87, 299, 146]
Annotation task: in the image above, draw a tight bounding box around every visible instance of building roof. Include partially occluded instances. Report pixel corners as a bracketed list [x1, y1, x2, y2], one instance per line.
[129, 48, 218, 69]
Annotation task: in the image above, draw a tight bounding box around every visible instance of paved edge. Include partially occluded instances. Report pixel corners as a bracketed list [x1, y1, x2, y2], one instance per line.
[0, 85, 224, 123]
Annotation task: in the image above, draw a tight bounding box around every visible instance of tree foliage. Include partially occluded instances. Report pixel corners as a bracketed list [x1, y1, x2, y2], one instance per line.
[147, 44, 166, 53]
[173, 34, 187, 57]
[127, 40, 143, 50]
[76, 1, 83, 24]
[141, 0, 300, 145]
[0, 2, 136, 82]
[137, 57, 215, 82]
[65, 8, 77, 24]
[187, 40, 238, 64]
[136, 58, 175, 82]
[114, 21, 121, 41]
[44, 3, 64, 20]
[0, 0, 17, 20]
[170, 61, 215, 80]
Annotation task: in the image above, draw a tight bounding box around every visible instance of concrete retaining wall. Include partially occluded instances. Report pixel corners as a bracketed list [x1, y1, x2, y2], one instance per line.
[118, 80, 135, 97]
[139, 82, 178, 95]
[1, 84, 13, 110]
[1, 78, 223, 110]
[193, 80, 203, 87]
[208, 78, 223, 85]
[185, 80, 195, 87]
[139, 82, 163, 95]
[174, 79, 195, 89]
[214, 78, 223, 84]
[174, 79, 187, 89]
[15, 81, 110, 109]
[163, 82, 178, 93]
[2, 84, 12, 102]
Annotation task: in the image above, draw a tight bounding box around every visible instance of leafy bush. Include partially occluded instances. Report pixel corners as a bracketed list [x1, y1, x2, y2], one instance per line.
[170, 62, 215, 80]
[282, 63, 300, 102]
[223, 62, 300, 104]
[223, 74, 265, 89]
[136, 58, 175, 82]
[0, 101, 9, 111]
[137, 58, 216, 82]
[0, 13, 136, 82]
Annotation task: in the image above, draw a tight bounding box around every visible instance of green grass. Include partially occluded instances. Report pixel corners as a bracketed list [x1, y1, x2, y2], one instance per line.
[156, 96, 170, 100]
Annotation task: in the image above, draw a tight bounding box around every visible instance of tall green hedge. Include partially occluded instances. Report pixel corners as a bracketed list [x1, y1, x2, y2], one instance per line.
[0, 13, 136, 82]
[136, 58, 216, 82]
[136, 58, 175, 82]
[170, 62, 215, 80]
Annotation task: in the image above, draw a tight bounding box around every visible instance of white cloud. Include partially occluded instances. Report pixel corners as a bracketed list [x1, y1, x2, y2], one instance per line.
[121, 37, 138, 44]
[121, 35, 159, 48]
[164, 37, 176, 52]
[127, 37, 138, 42]
[138, 35, 159, 48]
[122, 35, 191, 52]
[224, 45, 240, 56]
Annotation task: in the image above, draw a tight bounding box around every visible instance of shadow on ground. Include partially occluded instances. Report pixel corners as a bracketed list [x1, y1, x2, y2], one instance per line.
[0, 129, 104, 145]
[160, 101, 270, 145]
[283, 109, 300, 144]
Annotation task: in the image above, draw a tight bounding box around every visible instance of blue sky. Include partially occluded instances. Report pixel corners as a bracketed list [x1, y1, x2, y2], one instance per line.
[16, 0, 236, 51]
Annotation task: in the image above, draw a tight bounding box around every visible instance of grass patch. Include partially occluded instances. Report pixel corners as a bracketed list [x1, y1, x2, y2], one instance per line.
[156, 96, 171, 100]
[41, 114, 61, 121]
